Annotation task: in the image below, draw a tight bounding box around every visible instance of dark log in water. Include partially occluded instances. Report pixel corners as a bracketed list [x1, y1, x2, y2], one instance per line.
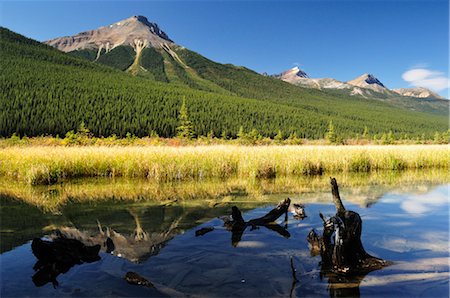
[307, 177, 391, 282]
[222, 198, 291, 246]
[248, 198, 291, 226]
[31, 237, 101, 288]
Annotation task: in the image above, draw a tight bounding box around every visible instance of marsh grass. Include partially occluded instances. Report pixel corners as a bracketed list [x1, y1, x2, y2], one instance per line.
[0, 145, 448, 185]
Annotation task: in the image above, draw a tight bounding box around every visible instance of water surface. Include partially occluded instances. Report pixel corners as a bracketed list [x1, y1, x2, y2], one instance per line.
[0, 174, 449, 297]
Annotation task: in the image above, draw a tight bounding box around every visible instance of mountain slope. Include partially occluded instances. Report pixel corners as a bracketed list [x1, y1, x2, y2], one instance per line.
[1, 27, 448, 139]
[46, 16, 447, 116]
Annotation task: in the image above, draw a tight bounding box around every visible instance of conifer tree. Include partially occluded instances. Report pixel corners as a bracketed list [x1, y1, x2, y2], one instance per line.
[176, 98, 195, 139]
[77, 121, 91, 138]
[362, 126, 369, 139]
[325, 120, 337, 144]
[237, 126, 245, 139]
[274, 130, 283, 143]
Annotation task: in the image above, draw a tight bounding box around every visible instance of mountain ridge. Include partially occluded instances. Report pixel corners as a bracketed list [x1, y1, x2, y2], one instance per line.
[275, 66, 446, 100]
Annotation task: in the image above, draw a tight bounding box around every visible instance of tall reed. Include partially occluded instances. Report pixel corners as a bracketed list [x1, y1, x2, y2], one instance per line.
[0, 145, 448, 185]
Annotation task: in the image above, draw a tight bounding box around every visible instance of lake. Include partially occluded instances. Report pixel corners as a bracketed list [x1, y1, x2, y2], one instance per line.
[0, 172, 449, 297]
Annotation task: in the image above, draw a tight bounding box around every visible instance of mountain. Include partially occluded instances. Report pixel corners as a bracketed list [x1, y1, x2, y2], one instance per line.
[393, 87, 445, 100]
[275, 68, 396, 98]
[272, 66, 309, 80]
[347, 73, 391, 94]
[1, 24, 448, 139]
[275, 66, 358, 91]
[46, 15, 173, 52]
[275, 67, 447, 104]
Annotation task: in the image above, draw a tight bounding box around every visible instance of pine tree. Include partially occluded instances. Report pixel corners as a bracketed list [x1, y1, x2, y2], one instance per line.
[221, 130, 229, 140]
[274, 129, 283, 143]
[387, 130, 395, 144]
[237, 126, 245, 139]
[176, 98, 195, 139]
[325, 120, 337, 144]
[362, 126, 369, 139]
[77, 121, 92, 138]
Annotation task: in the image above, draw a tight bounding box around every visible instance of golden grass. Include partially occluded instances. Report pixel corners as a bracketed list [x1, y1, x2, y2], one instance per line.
[0, 145, 448, 185]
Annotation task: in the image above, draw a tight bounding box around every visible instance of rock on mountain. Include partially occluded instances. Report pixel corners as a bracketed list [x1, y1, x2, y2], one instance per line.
[393, 87, 445, 100]
[347, 73, 391, 94]
[46, 15, 173, 54]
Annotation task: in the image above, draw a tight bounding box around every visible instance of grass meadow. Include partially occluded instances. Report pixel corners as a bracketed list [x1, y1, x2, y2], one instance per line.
[0, 145, 448, 185]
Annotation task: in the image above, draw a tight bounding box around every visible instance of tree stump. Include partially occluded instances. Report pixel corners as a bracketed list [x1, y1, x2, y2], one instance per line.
[307, 178, 390, 274]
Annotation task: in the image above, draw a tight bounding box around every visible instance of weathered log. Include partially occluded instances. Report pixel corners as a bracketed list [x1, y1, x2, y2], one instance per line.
[330, 177, 346, 215]
[307, 178, 390, 276]
[221, 198, 292, 246]
[248, 198, 291, 226]
[290, 203, 307, 220]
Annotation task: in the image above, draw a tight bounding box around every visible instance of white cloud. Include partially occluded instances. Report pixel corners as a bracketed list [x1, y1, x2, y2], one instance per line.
[402, 68, 450, 92]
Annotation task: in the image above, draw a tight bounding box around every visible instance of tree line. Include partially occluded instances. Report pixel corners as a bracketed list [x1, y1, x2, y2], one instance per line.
[0, 27, 448, 141]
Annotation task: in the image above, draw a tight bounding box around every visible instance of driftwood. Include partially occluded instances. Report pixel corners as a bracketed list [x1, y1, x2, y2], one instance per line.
[289, 203, 307, 220]
[31, 237, 101, 288]
[307, 178, 390, 275]
[221, 198, 291, 246]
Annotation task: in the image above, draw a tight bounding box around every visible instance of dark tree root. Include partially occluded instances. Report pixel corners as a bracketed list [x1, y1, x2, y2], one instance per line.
[307, 178, 391, 297]
[306, 178, 392, 297]
[222, 198, 291, 246]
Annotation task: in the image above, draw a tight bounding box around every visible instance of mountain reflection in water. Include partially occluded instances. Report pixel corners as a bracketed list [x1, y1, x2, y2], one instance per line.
[0, 174, 448, 297]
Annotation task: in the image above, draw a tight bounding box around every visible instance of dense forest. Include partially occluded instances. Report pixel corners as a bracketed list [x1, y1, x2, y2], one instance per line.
[0, 27, 448, 139]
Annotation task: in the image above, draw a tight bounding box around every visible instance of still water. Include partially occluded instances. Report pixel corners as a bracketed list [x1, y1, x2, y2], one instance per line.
[0, 174, 449, 297]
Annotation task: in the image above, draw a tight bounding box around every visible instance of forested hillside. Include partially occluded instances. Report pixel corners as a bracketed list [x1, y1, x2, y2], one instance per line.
[0, 27, 448, 139]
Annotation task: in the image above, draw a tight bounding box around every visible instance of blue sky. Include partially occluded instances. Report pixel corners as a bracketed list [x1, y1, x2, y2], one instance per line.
[1, 0, 448, 96]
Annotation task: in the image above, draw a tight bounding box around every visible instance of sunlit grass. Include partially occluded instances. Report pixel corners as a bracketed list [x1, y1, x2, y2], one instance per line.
[0, 145, 448, 185]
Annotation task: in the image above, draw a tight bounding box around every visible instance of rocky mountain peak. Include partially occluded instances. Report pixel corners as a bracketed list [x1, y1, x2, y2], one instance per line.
[347, 73, 389, 94]
[288, 66, 309, 78]
[361, 73, 385, 88]
[45, 15, 173, 53]
[273, 66, 309, 80]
